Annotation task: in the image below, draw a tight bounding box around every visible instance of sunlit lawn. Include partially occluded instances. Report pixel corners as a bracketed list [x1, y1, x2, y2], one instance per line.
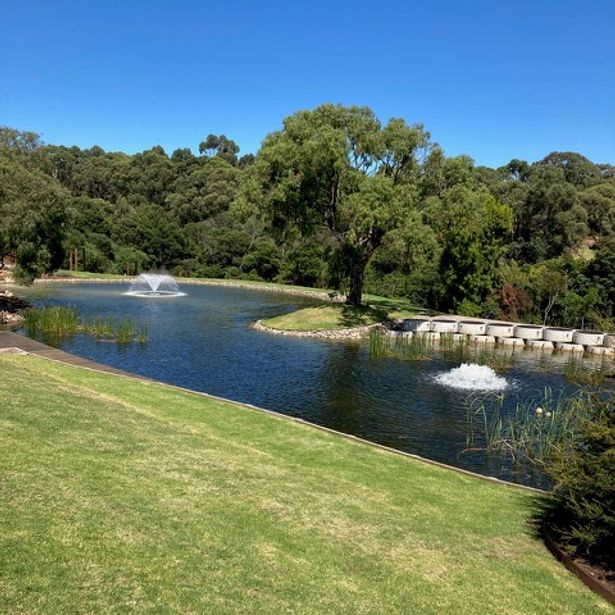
[0, 354, 610, 614]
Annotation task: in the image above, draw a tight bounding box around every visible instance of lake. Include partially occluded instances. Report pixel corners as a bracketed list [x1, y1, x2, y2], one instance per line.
[19, 281, 605, 488]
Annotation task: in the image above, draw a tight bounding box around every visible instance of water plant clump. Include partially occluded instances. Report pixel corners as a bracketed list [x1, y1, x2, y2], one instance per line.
[465, 388, 589, 467]
[24, 307, 148, 346]
[563, 358, 610, 386]
[368, 329, 434, 361]
[24, 306, 78, 337]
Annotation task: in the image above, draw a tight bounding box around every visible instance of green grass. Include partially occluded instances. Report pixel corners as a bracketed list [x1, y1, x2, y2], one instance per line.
[0, 354, 611, 614]
[262, 304, 386, 331]
[261, 302, 428, 332]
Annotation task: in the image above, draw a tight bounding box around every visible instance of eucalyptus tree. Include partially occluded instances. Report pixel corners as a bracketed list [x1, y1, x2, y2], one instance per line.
[0, 151, 67, 282]
[237, 104, 431, 305]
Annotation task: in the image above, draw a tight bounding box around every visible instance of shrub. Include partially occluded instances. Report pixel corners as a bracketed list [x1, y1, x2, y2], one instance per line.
[548, 393, 615, 570]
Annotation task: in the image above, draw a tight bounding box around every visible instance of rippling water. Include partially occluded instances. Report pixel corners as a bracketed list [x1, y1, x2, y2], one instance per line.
[19, 282, 609, 488]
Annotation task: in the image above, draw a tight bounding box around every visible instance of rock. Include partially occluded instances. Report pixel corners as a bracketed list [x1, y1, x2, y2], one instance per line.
[0, 291, 31, 325]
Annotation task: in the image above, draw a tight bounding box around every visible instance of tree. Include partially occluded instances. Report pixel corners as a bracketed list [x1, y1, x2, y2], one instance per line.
[548, 393, 615, 569]
[0, 150, 67, 283]
[426, 186, 512, 314]
[589, 237, 615, 318]
[580, 183, 615, 236]
[199, 134, 240, 165]
[238, 104, 430, 305]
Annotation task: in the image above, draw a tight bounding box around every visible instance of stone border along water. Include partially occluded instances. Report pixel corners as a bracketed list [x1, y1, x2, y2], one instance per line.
[396, 316, 615, 357]
[252, 319, 379, 339]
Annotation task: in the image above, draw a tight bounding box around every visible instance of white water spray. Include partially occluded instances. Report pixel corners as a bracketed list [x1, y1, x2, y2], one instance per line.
[125, 273, 186, 297]
[435, 363, 508, 391]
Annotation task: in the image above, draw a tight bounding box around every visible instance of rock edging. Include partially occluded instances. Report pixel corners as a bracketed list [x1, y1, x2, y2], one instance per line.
[252, 319, 381, 339]
[0, 291, 30, 326]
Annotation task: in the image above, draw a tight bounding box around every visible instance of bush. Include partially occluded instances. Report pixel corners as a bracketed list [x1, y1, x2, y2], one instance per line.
[548, 393, 615, 570]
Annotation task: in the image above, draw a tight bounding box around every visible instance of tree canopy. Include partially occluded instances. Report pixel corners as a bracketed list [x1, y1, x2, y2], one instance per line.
[1, 109, 614, 328]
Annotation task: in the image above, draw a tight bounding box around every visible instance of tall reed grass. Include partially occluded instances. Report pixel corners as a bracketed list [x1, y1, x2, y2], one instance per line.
[465, 388, 590, 466]
[24, 306, 78, 337]
[368, 329, 434, 361]
[23, 307, 148, 346]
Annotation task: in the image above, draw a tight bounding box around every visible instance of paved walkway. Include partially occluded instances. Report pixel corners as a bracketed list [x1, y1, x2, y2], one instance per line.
[0, 331, 135, 377]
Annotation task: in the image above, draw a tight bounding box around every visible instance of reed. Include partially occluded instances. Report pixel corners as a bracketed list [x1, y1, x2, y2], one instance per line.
[136, 323, 149, 345]
[23, 306, 78, 337]
[563, 358, 607, 386]
[466, 388, 589, 466]
[367, 329, 433, 361]
[23, 307, 148, 345]
[85, 315, 116, 339]
[116, 319, 136, 344]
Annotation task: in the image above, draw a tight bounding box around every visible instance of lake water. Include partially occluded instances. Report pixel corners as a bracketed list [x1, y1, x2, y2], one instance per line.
[19, 281, 608, 488]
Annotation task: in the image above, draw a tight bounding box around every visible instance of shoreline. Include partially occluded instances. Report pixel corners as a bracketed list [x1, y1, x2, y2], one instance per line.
[0, 330, 544, 494]
[252, 318, 380, 339]
[32, 275, 338, 301]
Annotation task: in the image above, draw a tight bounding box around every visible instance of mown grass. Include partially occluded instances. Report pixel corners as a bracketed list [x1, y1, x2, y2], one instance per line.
[262, 302, 427, 332]
[0, 354, 611, 614]
[262, 304, 387, 331]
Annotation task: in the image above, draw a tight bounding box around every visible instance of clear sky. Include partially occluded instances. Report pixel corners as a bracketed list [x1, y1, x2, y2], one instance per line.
[2, 0, 614, 167]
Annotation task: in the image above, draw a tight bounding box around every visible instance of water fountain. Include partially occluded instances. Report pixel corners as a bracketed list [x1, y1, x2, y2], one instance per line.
[124, 273, 186, 297]
[435, 363, 508, 391]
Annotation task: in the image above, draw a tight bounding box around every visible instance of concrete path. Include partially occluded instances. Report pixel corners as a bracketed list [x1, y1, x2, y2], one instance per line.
[0, 331, 135, 378]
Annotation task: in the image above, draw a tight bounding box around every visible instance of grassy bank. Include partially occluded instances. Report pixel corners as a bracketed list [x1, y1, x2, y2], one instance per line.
[261, 300, 427, 332]
[0, 354, 610, 614]
[261, 304, 384, 331]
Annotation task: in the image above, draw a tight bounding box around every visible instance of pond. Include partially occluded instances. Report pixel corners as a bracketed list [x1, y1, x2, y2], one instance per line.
[18, 281, 611, 489]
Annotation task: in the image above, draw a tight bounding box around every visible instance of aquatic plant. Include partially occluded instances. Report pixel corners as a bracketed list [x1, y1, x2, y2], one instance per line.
[474, 349, 515, 373]
[368, 329, 433, 361]
[465, 388, 589, 466]
[24, 307, 148, 345]
[563, 358, 608, 386]
[23, 306, 78, 337]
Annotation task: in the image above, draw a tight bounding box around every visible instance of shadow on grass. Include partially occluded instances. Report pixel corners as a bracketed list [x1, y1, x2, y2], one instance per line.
[525, 493, 615, 587]
[337, 304, 389, 328]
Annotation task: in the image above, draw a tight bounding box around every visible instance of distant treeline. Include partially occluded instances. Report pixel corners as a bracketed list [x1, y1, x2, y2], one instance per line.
[1, 104, 614, 328]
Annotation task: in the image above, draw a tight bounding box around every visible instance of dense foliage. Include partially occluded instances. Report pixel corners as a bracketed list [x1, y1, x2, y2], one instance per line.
[1, 104, 614, 321]
[549, 393, 615, 570]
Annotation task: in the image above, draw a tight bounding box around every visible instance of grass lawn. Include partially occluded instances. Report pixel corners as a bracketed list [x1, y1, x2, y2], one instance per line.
[261, 301, 429, 332]
[261, 304, 385, 331]
[0, 354, 611, 614]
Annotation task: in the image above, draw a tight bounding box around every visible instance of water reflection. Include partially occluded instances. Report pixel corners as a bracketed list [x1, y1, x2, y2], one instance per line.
[18, 282, 612, 488]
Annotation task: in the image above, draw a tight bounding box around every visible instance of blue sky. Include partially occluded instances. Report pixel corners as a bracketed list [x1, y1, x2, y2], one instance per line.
[1, 0, 613, 166]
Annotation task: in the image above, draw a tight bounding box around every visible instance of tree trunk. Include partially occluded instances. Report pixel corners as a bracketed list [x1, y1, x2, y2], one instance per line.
[346, 258, 367, 306]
